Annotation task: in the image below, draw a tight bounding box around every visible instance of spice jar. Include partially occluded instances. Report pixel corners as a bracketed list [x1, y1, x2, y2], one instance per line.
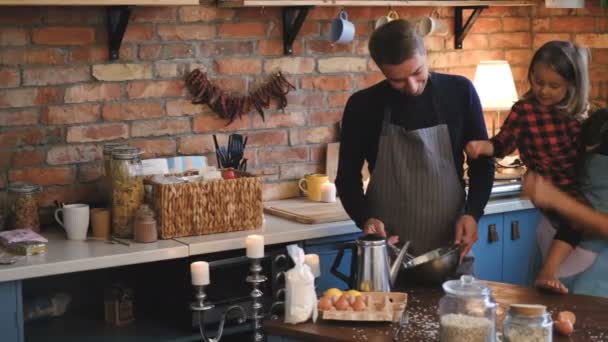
[7, 182, 42, 232]
[438, 275, 497, 342]
[504, 304, 552, 342]
[111, 147, 144, 238]
[133, 204, 157, 243]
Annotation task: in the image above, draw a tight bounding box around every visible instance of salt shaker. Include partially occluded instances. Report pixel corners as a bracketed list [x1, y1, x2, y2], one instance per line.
[320, 182, 337, 203]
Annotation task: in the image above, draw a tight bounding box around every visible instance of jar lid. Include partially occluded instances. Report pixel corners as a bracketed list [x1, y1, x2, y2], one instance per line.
[103, 142, 128, 155]
[442, 275, 491, 297]
[112, 147, 142, 160]
[509, 304, 546, 317]
[8, 182, 42, 193]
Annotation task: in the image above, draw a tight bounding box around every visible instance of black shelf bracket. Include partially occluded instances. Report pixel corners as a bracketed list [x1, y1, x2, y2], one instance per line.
[454, 6, 487, 50]
[283, 6, 312, 55]
[107, 6, 132, 61]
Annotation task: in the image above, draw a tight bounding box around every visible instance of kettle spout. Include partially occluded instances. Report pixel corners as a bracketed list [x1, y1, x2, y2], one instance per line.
[389, 241, 411, 287]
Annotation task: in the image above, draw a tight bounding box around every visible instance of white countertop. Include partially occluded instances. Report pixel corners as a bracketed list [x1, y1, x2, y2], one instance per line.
[0, 196, 532, 283]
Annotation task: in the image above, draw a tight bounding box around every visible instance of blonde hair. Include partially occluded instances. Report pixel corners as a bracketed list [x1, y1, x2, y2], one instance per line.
[522, 41, 590, 117]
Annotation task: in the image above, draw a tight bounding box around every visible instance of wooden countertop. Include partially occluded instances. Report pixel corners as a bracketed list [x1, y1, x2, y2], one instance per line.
[264, 282, 608, 341]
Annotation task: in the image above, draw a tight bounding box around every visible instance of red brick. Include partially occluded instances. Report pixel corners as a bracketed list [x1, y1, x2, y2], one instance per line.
[214, 58, 262, 75]
[424, 36, 446, 52]
[246, 130, 288, 147]
[345, 7, 389, 19]
[123, 24, 155, 42]
[301, 75, 352, 92]
[0, 87, 61, 108]
[0, 129, 43, 148]
[162, 43, 195, 59]
[0, 151, 9, 171]
[488, 32, 531, 49]
[290, 126, 337, 145]
[533, 33, 571, 49]
[252, 111, 306, 129]
[130, 139, 176, 158]
[0, 109, 38, 127]
[179, 6, 235, 22]
[127, 80, 185, 99]
[449, 67, 476, 81]
[37, 184, 98, 208]
[257, 39, 302, 56]
[32, 27, 95, 46]
[138, 44, 162, 60]
[279, 163, 323, 180]
[67, 123, 128, 143]
[155, 63, 178, 78]
[218, 23, 266, 38]
[469, 18, 502, 34]
[593, 49, 608, 64]
[70, 46, 135, 64]
[209, 78, 248, 93]
[0, 28, 28, 46]
[9, 166, 75, 186]
[12, 149, 45, 168]
[43, 104, 100, 125]
[167, 99, 210, 116]
[132, 118, 190, 138]
[505, 50, 535, 67]
[23, 66, 90, 86]
[0, 67, 20, 88]
[258, 147, 308, 164]
[0, 8, 43, 25]
[192, 113, 251, 133]
[310, 145, 325, 163]
[65, 83, 121, 103]
[200, 41, 254, 56]
[310, 110, 343, 126]
[458, 34, 489, 50]
[263, 57, 314, 74]
[102, 102, 163, 121]
[46, 7, 103, 25]
[552, 17, 595, 33]
[328, 93, 351, 108]
[158, 24, 215, 41]
[575, 34, 608, 49]
[532, 18, 551, 32]
[306, 40, 353, 55]
[483, 7, 530, 16]
[355, 73, 384, 89]
[447, 50, 505, 68]
[46, 144, 102, 165]
[502, 17, 531, 32]
[285, 93, 325, 109]
[319, 57, 367, 73]
[262, 181, 299, 201]
[132, 7, 177, 23]
[78, 162, 103, 183]
[178, 135, 216, 154]
[308, 7, 339, 20]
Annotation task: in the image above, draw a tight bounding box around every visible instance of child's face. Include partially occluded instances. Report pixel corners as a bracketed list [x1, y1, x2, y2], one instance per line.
[530, 62, 569, 107]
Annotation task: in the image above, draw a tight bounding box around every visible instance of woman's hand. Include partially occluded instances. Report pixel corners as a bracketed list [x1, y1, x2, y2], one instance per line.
[522, 171, 562, 210]
[465, 141, 494, 160]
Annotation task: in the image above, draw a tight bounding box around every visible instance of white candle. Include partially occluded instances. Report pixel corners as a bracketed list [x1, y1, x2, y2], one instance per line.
[246, 235, 264, 258]
[305, 254, 321, 278]
[190, 261, 210, 286]
[320, 182, 337, 203]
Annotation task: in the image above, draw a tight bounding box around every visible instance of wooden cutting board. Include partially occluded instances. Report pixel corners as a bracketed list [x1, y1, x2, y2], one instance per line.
[264, 198, 350, 224]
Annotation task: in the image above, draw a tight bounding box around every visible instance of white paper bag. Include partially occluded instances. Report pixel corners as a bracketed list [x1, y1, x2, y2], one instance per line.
[284, 244, 318, 324]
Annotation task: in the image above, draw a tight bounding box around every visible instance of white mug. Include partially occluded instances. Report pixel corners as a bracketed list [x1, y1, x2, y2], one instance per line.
[330, 10, 355, 44]
[374, 10, 399, 30]
[415, 16, 448, 37]
[55, 204, 90, 241]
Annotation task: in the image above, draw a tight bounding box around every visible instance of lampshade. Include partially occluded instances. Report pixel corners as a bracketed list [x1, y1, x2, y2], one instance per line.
[473, 61, 519, 111]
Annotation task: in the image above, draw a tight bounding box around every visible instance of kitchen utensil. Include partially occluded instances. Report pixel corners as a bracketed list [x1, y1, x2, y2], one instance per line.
[54, 204, 90, 241]
[400, 245, 461, 285]
[331, 235, 410, 292]
[263, 198, 349, 224]
[330, 9, 355, 44]
[212, 134, 222, 167]
[298, 174, 329, 202]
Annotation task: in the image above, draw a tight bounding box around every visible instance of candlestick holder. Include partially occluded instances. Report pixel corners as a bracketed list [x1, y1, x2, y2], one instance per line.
[191, 285, 247, 342]
[246, 258, 268, 342]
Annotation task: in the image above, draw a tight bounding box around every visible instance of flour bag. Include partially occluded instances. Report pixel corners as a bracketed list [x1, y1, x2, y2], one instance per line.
[284, 244, 318, 324]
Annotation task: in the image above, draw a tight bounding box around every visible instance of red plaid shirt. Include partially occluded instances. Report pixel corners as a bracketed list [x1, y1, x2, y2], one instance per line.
[491, 100, 583, 193]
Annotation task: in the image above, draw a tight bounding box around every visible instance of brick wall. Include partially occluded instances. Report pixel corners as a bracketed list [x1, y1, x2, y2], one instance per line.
[0, 1, 607, 220]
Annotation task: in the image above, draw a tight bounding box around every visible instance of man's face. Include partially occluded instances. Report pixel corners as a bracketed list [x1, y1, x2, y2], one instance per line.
[379, 52, 429, 96]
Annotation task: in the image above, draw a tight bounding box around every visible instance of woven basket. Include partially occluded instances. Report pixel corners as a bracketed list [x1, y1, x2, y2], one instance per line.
[150, 171, 263, 239]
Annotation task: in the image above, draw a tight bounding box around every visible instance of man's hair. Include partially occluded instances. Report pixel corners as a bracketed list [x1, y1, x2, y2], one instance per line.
[368, 19, 425, 66]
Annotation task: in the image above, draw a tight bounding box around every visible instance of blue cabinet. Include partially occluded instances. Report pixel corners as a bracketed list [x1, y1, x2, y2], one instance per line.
[0, 280, 24, 342]
[473, 209, 541, 286]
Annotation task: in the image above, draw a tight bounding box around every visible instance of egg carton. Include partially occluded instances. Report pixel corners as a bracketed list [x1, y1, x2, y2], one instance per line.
[320, 292, 408, 322]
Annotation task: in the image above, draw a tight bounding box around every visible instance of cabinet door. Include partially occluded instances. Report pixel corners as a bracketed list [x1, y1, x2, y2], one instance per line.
[472, 214, 504, 282]
[0, 280, 23, 342]
[502, 209, 542, 286]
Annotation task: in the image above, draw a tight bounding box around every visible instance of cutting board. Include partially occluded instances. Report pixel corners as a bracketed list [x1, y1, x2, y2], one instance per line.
[264, 198, 350, 224]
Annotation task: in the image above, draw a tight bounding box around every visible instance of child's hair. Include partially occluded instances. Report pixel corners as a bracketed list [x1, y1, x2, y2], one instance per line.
[522, 40, 590, 117]
[581, 107, 608, 154]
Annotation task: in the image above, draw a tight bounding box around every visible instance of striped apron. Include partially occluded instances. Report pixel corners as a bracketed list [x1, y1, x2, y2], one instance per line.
[366, 88, 465, 256]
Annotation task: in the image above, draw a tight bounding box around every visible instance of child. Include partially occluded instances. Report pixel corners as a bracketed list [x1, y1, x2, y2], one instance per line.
[466, 40, 591, 293]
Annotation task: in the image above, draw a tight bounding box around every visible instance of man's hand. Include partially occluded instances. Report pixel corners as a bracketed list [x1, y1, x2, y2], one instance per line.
[454, 215, 478, 261]
[465, 141, 494, 160]
[363, 218, 386, 237]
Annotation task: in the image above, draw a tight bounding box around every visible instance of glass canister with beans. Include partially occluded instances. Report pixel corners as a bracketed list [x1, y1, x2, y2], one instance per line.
[7, 182, 42, 232]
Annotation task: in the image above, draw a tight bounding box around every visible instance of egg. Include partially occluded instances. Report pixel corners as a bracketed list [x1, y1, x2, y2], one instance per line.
[555, 319, 574, 336]
[335, 295, 351, 311]
[352, 296, 367, 312]
[318, 296, 334, 311]
[557, 310, 576, 325]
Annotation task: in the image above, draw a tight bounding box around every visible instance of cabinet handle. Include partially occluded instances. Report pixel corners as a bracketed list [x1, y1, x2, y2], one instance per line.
[488, 224, 499, 243]
[511, 221, 520, 241]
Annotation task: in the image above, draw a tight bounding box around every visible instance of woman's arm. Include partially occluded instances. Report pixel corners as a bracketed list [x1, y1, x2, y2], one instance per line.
[523, 172, 608, 239]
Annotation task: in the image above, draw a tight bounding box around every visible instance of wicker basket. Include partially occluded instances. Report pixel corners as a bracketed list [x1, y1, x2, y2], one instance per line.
[149, 171, 263, 239]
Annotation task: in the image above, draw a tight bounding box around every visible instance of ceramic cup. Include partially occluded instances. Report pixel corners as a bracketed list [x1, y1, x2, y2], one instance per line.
[90, 208, 111, 239]
[330, 10, 355, 44]
[299, 174, 329, 202]
[415, 16, 448, 37]
[55, 204, 90, 241]
[374, 10, 399, 29]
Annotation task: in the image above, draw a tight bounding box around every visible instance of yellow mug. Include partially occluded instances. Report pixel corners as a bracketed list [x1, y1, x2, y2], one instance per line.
[298, 174, 329, 202]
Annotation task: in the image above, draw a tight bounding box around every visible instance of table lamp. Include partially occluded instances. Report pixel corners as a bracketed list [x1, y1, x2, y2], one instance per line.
[473, 60, 519, 136]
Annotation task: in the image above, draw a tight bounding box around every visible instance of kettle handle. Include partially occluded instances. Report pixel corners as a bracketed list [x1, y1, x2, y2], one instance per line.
[330, 242, 356, 288]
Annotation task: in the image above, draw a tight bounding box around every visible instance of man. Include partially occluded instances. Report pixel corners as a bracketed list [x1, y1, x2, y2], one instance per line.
[335, 19, 494, 267]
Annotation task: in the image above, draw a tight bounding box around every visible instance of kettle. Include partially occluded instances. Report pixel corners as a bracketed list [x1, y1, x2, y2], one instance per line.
[330, 234, 411, 292]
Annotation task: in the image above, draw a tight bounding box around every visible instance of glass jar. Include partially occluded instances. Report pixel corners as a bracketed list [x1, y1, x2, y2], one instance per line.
[438, 275, 497, 342]
[503, 304, 552, 342]
[102, 143, 128, 204]
[7, 182, 42, 232]
[133, 204, 157, 243]
[111, 148, 144, 238]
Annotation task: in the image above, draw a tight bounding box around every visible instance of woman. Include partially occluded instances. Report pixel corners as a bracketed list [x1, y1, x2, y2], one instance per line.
[524, 108, 608, 297]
